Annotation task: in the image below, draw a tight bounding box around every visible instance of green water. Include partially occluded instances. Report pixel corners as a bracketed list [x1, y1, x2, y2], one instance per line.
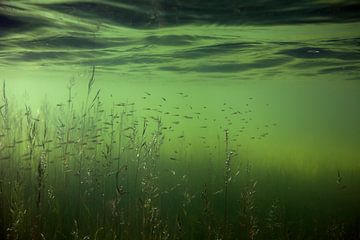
[1, 1, 360, 239]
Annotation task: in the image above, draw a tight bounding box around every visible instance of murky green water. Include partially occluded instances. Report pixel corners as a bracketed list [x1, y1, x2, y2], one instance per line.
[1, 1, 360, 239]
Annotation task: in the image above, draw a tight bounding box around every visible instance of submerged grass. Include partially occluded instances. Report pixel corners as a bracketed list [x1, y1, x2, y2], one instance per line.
[0, 79, 358, 240]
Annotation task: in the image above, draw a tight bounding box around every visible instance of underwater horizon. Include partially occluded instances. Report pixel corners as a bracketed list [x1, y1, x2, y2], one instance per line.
[0, 0, 360, 239]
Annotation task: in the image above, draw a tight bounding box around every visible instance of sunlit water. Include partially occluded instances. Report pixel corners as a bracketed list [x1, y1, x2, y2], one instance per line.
[1, 0, 360, 239]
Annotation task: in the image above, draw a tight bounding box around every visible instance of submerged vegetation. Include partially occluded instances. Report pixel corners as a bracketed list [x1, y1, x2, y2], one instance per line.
[0, 75, 358, 240]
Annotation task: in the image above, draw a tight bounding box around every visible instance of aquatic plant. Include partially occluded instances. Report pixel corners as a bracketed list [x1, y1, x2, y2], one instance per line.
[0, 80, 358, 240]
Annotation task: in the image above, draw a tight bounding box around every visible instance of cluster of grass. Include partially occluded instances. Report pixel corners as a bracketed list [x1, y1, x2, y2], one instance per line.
[0, 78, 358, 240]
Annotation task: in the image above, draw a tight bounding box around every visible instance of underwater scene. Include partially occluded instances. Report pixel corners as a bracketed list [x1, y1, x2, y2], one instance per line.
[0, 0, 360, 239]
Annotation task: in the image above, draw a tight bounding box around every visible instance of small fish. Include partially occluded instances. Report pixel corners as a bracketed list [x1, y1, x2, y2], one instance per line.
[213, 189, 223, 195]
[145, 92, 151, 96]
[337, 170, 342, 184]
[167, 169, 176, 175]
[161, 97, 166, 101]
[0, 156, 10, 160]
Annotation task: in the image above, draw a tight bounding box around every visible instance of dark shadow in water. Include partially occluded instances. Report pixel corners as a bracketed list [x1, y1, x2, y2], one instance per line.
[0, 0, 357, 32]
[38, 1, 158, 28]
[8, 51, 72, 61]
[345, 76, 360, 81]
[45, 1, 360, 26]
[322, 38, 360, 47]
[159, 57, 291, 73]
[0, 2, 55, 35]
[290, 61, 346, 69]
[144, 35, 198, 46]
[0, 14, 24, 29]
[17, 36, 124, 50]
[278, 47, 360, 61]
[172, 42, 255, 59]
[319, 65, 359, 74]
[0, 13, 44, 36]
[81, 54, 169, 66]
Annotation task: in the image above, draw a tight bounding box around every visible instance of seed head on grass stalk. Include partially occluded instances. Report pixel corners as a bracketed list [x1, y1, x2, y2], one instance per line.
[239, 179, 259, 240]
[223, 129, 234, 239]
